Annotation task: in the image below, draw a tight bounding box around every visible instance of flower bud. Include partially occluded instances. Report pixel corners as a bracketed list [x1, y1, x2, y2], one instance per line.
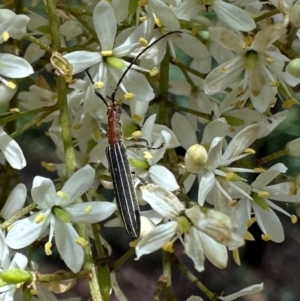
[184, 144, 208, 173]
[285, 137, 300, 156]
[290, 0, 300, 28]
[0, 269, 32, 284]
[286, 58, 300, 78]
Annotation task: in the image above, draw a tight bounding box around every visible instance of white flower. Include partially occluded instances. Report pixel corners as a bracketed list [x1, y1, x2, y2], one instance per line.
[5, 165, 116, 272]
[135, 184, 244, 270]
[0, 127, 26, 170]
[204, 25, 300, 113]
[173, 0, 255, 31]
[235, 163, 298, 243]
[64, 1, 155, 107]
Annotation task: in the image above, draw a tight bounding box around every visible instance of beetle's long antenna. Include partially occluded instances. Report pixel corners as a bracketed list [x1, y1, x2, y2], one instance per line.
[111, 30, 181, 102]
[85, 69, 108, 107]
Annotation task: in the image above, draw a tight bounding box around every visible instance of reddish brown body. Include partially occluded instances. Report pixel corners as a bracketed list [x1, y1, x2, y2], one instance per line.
[107, 104, 123, 145]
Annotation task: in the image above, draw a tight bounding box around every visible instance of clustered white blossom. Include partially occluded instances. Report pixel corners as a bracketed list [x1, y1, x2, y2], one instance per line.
[1, 0, 300, 300]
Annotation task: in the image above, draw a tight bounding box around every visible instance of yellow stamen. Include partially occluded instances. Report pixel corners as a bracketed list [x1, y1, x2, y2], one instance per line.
[34, 213, 45, 224]
[254, 168, 265, 173]
[2, 31, 9, 42]
[282, 98, 297, 108]
[143, 151, 152, 159]
[162, 241, 174, 253]
[132, 114, 144, 122]
[45, 242, 52, 255]
[232, 249, 241, 265]
[154, 17, 162, 27]
[139, 37, 148, 47]
[149, 67, 158, 76]
[41, 161, 56, 172]
[258, 191, 269, 198]
[6, 81, 16, 89]
[266, 56, 274, 63]
[9, 108, 20, 114]
[131, 130, 142, 138]
[290, 183, 297, 195]
[56, 191, 68, 201]
[291, 215, 297, 224]
[75, 237, 88, 247]
[139, 16, 147, 22]
[84, 205, 92, 214]
[101, 50, 113, 56]
[124, 92, 135, 100]
[246, 218, 256, 227]
[244, 231, 255, 241]
[261, 234, 271, 241]
[244, 148, 255, 154]
[172, 58, 181, 64]
[94, 81, 104, 89]
[230, 200, 237, 207]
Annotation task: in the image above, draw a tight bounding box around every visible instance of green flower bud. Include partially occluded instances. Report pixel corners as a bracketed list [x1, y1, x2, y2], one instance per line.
[106, 57, 125, 70]
[286, 58, 300, 78]
[0, 269, 32, 284]
[53, 206, 71, 223]
[129, 158, 149, 169]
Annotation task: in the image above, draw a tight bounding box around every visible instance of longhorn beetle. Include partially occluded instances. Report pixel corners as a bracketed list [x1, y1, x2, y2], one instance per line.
[87, 31, 181, 240]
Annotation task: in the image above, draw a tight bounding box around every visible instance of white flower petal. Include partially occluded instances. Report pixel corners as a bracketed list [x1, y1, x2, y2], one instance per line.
[0, 127, 26, 170]
[171, 112, 197, 150]
[65, 202, 116, 223]
[62, 165, 95, 206]
[253, 204, 284, 243]
[1, 184, 27, 219]
[64, 51, 101, 74]
[149, 165, 179, 191]
[184, 227, 205, 272]
[252, 163, 287, 188]
[208, 27, 245, 55]
[0, 53, 34, 78]
[200, 232, 228, 269]
[204, 56, 245, 95]
[174, 33, 209, 60]
[219, 283, 264, 301]
[55, 218, 84, 272]
[213, 0, 255, 32]
[141, 184, 185, 219]
[222, 124, 260, 161]
[93, 1, 116, 50]
[135, 221, 177, 259]
[198, 172, 215, 206]
[32, 176, 56, 208]
[5, 210, 51, 249]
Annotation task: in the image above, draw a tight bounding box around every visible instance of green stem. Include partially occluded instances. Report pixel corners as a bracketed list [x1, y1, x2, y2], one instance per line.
[174, 61, 206, 80]
[114, 247, 135, 270]
[253, 8, 280, 23]
[10, 108, 56, 139]
[153, 276, 166, 301]
[172, 103, 211, 121]
[162, 251, 172, 301]
[76, 222, 103, 301]
[24, 34, 54, 54]
[158, 45, 171, 126]
[0, 203, 36, 230]
[286, 26, 298, 49]
[256, 149, 287, 165]
[274, 40, 298, 59]
[92, 224, 112, 301]
[176, 257, 218, 300]
[35, 270, 90, 282]
[176, 63, 198, 92]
